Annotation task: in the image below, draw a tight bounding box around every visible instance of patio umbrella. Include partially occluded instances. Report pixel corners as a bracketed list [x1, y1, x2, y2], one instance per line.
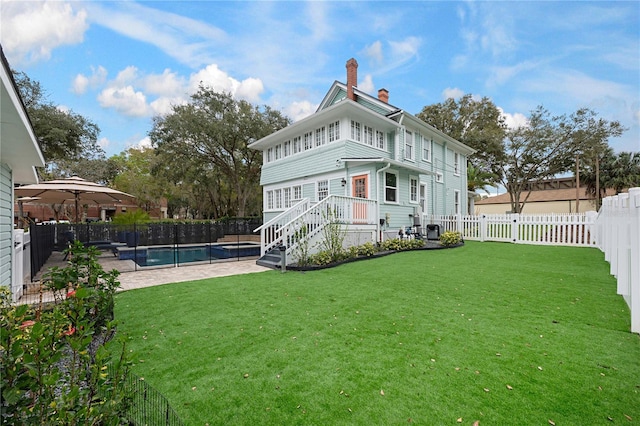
[14, 176, 136, 223]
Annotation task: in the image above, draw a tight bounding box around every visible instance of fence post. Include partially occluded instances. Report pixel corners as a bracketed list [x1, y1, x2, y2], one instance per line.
[511, 213, 519, 243]
[628, 188, 640, 333]
[616, 193, 630, 298]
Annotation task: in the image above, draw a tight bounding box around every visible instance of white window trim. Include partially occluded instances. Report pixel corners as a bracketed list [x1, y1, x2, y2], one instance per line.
[409, 175, 419, 204]
[454, 189, 461, 215]
[317, 179, 329, 201]
[422, 138, 432, 162]
[453, 152, 460, 176]
[404, 130, 414, 161]
[384, 170, 399, 204]
[435, 172, 444, 184]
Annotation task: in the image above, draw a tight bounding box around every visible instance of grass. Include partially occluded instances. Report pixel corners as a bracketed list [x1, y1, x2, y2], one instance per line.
[113, 242, 640, 425]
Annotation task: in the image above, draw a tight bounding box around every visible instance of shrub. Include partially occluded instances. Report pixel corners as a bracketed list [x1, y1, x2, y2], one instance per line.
[357, 241, 377, 257]
[440, 231, 463, 246]
[0, 243, 132, 424]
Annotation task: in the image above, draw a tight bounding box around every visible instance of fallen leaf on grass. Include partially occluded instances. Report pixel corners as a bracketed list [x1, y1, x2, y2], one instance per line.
[506, 384, 513, 390]
[473, 421, 480, 426]
[483, 388, 490, 392]
[191, 387, 197, 391]
[243, 373, 249, 378]
[456, 418, 463, 423]
[625, 414, 632, 421]
[549, 420, 556, 426]
[380, 389, 385, 396]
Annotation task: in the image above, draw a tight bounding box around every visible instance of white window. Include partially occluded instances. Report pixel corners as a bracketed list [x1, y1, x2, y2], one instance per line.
[384, 171, 398, 203]
[453, 152, 460, 176]
[266, 148, 273, 163]
[435, 172, 444, 183]
[274, 189, 282, 209]
[351, 120, 361, 141]
[293, 136, 301, 154]
[293, 185, 302, 201]
[409, 176, 418, 203]
[315, 126, 326, 147]
[317, 180, 329, 201]
[376, 130, 385, 149]
[422, 138, 432, 162]
[283, 140, 291, 157]
[274, 144, 282, 160]
[405, 130, 414, 160]
[283, 187, 291, 208]
[304, 132, 313, 150]
[266, 190, 274, 210]
[454, 190, 461, 215]
[328, 121, 340, 142]
[364, 126, 374, 146]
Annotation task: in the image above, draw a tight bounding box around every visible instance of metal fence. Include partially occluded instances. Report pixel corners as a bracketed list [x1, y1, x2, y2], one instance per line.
[48, 219, 263, 272]
[120, 372, 184, 426]
[28, 222, 56, 278]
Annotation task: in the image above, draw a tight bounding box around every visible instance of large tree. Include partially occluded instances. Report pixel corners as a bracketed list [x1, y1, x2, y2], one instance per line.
[13, 71, 103, 167]
[416, 94, 507, 184]
[570, 108, 626, 210]
[499, 106, 583, 213]
[149, 88, 290, 217]
[110, 147, 167, 212]
[582, 149, 640, 201]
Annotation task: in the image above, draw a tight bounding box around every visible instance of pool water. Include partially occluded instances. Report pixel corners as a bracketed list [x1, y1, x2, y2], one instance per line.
[142, 246, 211, 267]
[123, 243, 261, 267]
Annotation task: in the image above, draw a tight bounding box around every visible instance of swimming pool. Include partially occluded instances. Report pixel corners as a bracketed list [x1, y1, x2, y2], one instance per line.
[117, 243, 261, 267]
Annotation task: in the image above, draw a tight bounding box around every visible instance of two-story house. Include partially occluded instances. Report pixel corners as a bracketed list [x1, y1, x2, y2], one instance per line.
[250, 58, 474, 265]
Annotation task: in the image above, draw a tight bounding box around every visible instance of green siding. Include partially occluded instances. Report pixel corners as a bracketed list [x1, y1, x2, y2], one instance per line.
[261, 142, 348, 185]
[356, 97, 390, 115]
[0, 164, 12, 287]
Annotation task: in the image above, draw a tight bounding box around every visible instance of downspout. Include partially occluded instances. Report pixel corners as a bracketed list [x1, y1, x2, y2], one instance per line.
[376, 162, 392, 243]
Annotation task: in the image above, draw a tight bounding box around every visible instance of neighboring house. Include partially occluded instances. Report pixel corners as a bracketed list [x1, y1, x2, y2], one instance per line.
[250, 58, 474, 264]
[474, 177, 612, 214]
[0, 46, 45, 292]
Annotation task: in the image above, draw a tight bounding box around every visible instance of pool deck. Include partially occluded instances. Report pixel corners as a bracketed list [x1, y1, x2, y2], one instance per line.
[33, 250, 271, 293]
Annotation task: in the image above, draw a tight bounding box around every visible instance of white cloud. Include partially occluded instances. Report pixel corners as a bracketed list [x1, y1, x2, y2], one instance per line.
[499, 108, 528, 129]
[359, 75, 375, 94]
[149, 97, 184, 116]
[364, 41, 384, 63]
[97, 86, 149, 117]
[442, 87, 464, 100]
[285, 101, 317, 122]
[142, 69, 185, 97]
[189, 64, 264, 102]
[85, 1, 227, 68]
[71, 66, 107, 95]
[0, 0, 88, 65]
[135, 137, 152, 150]
[389, 36, 421, 61]
[98, 137, 110, 150]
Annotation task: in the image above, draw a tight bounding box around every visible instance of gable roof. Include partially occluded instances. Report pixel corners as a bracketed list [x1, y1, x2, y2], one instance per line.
[0, 45, 45, 183]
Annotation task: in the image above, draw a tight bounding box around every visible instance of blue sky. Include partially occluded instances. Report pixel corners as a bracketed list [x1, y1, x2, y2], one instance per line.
[1, 1, 638, 157]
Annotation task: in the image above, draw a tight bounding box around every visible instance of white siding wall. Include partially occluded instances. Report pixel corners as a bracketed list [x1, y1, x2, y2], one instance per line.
[0, 163, 13, 287]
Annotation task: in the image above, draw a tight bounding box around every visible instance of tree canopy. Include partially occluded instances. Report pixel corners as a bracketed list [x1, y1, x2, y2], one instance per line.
[149, 87, 290, 218]
[13, 71, 103, 169]
[417, 94, 506, 184]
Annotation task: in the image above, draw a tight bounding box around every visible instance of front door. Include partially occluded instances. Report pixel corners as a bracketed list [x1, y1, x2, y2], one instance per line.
[352, 174, 369, 223]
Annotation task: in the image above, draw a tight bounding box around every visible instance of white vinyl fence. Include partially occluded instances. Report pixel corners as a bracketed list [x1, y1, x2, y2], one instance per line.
[427, 212, 598, 246]
[593, 188, 640, 333]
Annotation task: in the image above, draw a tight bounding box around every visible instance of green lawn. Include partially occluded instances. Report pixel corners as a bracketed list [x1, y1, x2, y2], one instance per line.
[113, 241, 640, 425]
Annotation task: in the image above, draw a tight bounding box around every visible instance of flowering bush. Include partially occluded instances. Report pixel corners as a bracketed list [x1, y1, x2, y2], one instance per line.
[439, 231, 463, 246]
[0, 242, 132, 424]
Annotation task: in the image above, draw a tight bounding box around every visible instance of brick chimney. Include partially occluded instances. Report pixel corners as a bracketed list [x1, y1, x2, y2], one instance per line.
[346, 58, 358, 101]
[378, 88, 389, 103]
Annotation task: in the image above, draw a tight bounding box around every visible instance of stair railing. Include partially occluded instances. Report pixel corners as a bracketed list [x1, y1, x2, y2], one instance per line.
[274, 195, 377, 263]
[254, 198, 310, 255]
